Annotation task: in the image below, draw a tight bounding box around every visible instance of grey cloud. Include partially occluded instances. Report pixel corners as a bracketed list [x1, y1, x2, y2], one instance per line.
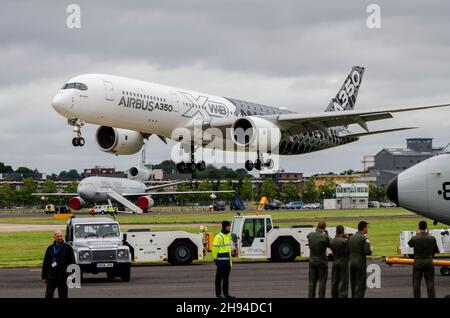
[1, 0, 450, 175]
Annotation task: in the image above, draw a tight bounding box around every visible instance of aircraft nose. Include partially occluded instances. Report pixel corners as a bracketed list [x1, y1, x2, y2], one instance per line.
[51, 94, 64, 112]
[386, 176, 399, 205]
[51, 93, 73, 117]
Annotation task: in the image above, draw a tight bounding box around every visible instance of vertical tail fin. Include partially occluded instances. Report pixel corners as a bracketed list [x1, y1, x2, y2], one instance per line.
[325, 66, 365, 112]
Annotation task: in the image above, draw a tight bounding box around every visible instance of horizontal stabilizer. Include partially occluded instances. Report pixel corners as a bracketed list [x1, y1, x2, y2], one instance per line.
[340, 127, 418, 138]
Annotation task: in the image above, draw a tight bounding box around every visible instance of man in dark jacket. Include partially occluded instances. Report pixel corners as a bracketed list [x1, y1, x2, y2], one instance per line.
[349, 221, 372, 298]
[408, 221, 439, 298]
[330, 225, 350, 298]
[42, 229, 76, 298]
[307, 221, 331, 298]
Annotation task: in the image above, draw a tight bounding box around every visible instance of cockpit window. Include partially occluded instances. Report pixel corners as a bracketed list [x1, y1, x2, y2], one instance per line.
[61, 82, 88, 91]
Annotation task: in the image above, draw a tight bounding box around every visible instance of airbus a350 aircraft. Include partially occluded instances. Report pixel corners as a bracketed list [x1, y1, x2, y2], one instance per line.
[51, 66, 450, 173]
[34, 150, 235, 213]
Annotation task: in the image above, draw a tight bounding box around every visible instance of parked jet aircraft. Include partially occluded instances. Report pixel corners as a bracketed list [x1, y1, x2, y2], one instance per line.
[51, 66, 450, 172]
[387, 145, 450, 225]
[34, 150, 234, 213]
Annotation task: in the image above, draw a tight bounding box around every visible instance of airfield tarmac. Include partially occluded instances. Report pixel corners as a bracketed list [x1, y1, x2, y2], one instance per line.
[1, 261, 449, 298]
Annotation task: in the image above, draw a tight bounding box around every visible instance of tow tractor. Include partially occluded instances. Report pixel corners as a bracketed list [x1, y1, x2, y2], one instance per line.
[230, 215, 356, 261]
[384, 229, 450, 276]
[123, 229, 208, 265]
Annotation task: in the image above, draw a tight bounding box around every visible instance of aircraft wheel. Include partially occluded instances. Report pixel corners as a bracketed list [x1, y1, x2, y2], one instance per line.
[72, 137, 79, 147]
[196, 161, 206, 172]
[265, 159, 274, 169]
[254, 159, 262, 171]
[187, 162, 197, 173]
[245, 160, 254, 171]
[176, 162, 186, 173]
[78, 137, 85, 147]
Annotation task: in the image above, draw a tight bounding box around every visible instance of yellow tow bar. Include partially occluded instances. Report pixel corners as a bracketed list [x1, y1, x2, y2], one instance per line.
[384, 257, 450, 276]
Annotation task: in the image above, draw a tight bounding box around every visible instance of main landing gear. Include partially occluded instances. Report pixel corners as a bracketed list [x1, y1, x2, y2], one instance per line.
[245, 153, 274, 171]
[69, 119, 85, 147]
[176, 141, 206, 173]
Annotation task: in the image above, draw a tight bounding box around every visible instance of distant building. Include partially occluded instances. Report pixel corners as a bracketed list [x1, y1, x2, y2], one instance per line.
[370, 138, 443, 188]
[0, 172, 46, 181]
[83, 166, 126, 178]
[333, 183, 369, 209]
[259, 170, 304, 192]
[314, 174, 376, 188]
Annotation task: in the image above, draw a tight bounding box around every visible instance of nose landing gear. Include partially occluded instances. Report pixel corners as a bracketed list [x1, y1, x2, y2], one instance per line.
[69, 119, 85, 147]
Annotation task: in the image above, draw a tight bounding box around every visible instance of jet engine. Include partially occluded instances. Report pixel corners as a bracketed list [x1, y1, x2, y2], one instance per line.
[231, 116, 281, 152]
[127, 166, 151, 181]
[96, 126, 144, 155]
[68, 196, 86, 210]
[137, 196, 155, 210]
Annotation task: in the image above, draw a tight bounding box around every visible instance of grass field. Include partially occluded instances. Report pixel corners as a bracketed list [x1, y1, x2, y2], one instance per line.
[0, 208, 412, 225]
[0, 208, 446, 268]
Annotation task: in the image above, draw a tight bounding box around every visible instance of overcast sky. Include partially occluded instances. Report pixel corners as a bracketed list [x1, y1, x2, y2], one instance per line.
[1, 0, 450, 176]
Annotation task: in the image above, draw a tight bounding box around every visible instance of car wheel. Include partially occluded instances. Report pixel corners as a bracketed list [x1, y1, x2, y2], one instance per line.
[120, 265, 131, 282]
[106, 271, 115, 280]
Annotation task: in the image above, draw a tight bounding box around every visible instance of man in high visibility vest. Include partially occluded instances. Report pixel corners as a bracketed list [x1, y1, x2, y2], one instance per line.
[213, 220, 234, 298]
[107, 206, 114, 215]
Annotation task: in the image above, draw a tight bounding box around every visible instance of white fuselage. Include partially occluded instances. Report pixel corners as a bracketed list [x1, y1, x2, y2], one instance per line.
[388, 152, 450, 225]
[51, 74, 350, 155]
[77, 176, 146, 204]
[52, 74, 240, 141]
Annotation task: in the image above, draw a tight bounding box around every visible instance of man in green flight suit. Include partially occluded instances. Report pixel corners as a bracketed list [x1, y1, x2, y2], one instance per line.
[349, 221, 371, 298]
[330, 225, 349, 298]
[408, 221, 439, 298]
[307, 221, 330, 298]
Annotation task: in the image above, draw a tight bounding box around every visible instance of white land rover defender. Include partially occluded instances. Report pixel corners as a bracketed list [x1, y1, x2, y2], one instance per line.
[65, 217, 132, 281]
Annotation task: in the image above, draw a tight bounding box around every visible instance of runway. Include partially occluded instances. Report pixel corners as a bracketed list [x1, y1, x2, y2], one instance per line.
[1, 261, 449, 298]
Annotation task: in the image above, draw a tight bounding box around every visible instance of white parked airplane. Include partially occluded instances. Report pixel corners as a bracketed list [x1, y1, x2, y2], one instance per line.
[387, 145, 450, 225]
[34, 150, 235, 213]
[51, 66, 450, 172]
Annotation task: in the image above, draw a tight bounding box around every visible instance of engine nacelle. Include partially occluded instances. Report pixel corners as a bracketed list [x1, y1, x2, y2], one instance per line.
[96, 126, 144, 155]
[68, 196, 86, 211]
[127, 166, 151, 181]
[137, 196, 155, 210]
[231, 116, 281, 152]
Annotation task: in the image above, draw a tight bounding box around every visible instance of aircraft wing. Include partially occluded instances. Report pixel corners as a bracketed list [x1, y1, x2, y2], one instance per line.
[123, 190, 235, 196]
[32, 193, 77, 196]
[145, 180, 188, 191]
[273, 103, 450, 132]
[208, 103, 450, 134]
